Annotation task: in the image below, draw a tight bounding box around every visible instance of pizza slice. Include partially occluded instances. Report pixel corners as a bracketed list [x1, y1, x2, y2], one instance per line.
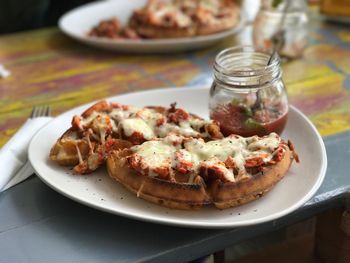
[107, 132, 299, 209]
[128, 0, 196, 38]
[175, 0, 240, 35]
[49, 101, 223, 174]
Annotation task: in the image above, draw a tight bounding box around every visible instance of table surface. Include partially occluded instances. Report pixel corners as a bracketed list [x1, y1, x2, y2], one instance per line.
[1, 7, 350, 263]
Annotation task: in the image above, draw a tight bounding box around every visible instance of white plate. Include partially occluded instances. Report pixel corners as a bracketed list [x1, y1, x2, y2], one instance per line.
[29, 87, 327, 228]
[58, 0, 245, 53]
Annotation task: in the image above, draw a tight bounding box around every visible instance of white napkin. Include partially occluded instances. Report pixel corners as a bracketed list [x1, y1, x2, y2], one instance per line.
[0, 117, 53, 191]
[0, 64, 10, 78]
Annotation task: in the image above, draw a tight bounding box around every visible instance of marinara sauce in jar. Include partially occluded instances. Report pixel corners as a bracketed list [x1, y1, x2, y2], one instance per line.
[209, 46, 288, 137]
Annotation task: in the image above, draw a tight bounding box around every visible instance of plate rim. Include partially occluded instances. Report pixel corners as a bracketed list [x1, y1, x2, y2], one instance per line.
[58, 0, 245, 46]
[29, 86, 327, 228]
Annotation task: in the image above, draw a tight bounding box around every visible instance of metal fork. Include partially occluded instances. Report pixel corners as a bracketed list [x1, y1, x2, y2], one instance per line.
[31, 105, 51, 118]
[2, 105, 51, 191]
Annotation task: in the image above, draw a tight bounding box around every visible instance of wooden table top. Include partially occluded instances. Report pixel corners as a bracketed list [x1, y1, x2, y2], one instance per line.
[1, 14, 350, 147]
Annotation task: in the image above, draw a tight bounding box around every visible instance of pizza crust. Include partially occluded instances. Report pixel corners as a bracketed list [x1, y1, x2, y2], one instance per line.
[211, 148, 294, 209]
[50, 100, 296, 210]
[196, 10, 240, 36]
[107, 149, 212, 210]
[129, 15, 196, 38]
[49, 128, 90, 166]
[49, 101, 222, 173]
[106, 146, 295, 210]
[128, 0, 240, 39]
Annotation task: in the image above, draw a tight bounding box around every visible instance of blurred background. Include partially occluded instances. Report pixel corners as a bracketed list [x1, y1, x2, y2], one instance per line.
[1, 0, 349, 35]
[0, 0, 94, 34]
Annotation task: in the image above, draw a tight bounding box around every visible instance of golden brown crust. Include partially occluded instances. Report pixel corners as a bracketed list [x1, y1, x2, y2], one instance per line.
[106, 146, 295, 210]
[196, 4, 240, 35]
[107, 149, 212, 210]
[49, 129, 90, 166]
[211, 148, 294, 209]
[129, 15, 196, 38]
[129, 8, 240, 38]
[49, 125, 132, 171]
[88, 0, 241, 40]
[49, 102, 223, 173]
[196, 15, 239, 36]
[145, 105, 167, 114]
[206, 122, 224, 139]
[51, 100, 295, 210]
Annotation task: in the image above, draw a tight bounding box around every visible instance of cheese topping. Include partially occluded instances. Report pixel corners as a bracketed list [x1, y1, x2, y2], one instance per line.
[136, 108, 164, 128]
[145, 1, 192, 28]
[132, 140, 179, 169]
[78, 103, 216, 142]
[130, 133, 281, 182]
[80, 111, 103, 128]
[247, 133, 280, 152]
[109, 106, 138, 122]
[157, 122, 200, 137]
[119, 118, 155, 140]
[175, 0, 236, 26]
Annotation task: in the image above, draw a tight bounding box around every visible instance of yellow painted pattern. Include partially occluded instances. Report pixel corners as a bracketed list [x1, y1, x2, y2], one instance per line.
[1, 11, 350, 147]
[338, 31, 350, 42]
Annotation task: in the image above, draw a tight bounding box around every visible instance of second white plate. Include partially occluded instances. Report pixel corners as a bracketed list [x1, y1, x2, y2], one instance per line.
[29, 87, 327, 228]
[58, 0, 245, 53]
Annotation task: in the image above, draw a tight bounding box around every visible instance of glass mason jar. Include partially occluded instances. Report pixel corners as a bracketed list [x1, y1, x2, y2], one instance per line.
[209, 46, 288, 137]
[253, 0, 308, 59]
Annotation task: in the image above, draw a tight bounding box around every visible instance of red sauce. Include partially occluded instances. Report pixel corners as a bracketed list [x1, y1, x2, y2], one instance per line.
[88, 18, 140, 40]
[210, 103, 288, 137]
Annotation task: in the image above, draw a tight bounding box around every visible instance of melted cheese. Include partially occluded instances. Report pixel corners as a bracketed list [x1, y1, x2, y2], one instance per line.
[132, 140, 179, 169]
[156, 115, 212, 138]
[131, 133, 281, 181]
[136, 108, 163, 128]
[80, 111, 102, 128]
[186, 137, 245, 160]
[179, 121, 200, 136]
[79, 103, 216, 142]
[147, 2, 192, 27]
[247, 133, 280, 152]
[200, 0, 220, 13]
[119, 118, 155, 140]
[110, 107, 135, 122]
[157, 122, 199, 137]
[157, 123, 179, 137]
[195, 0, 234, 25]
[91, 116, 109, 132]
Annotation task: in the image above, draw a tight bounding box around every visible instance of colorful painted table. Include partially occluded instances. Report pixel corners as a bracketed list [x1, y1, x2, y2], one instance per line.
[1, 8, 350, 263]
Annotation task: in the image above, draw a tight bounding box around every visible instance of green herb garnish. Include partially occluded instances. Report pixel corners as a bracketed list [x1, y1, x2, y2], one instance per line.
[231, 98, 240, 106]
[239, 103, 253, 117]
[272, 0, 283, 8]
[245, 118, 265, 131]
